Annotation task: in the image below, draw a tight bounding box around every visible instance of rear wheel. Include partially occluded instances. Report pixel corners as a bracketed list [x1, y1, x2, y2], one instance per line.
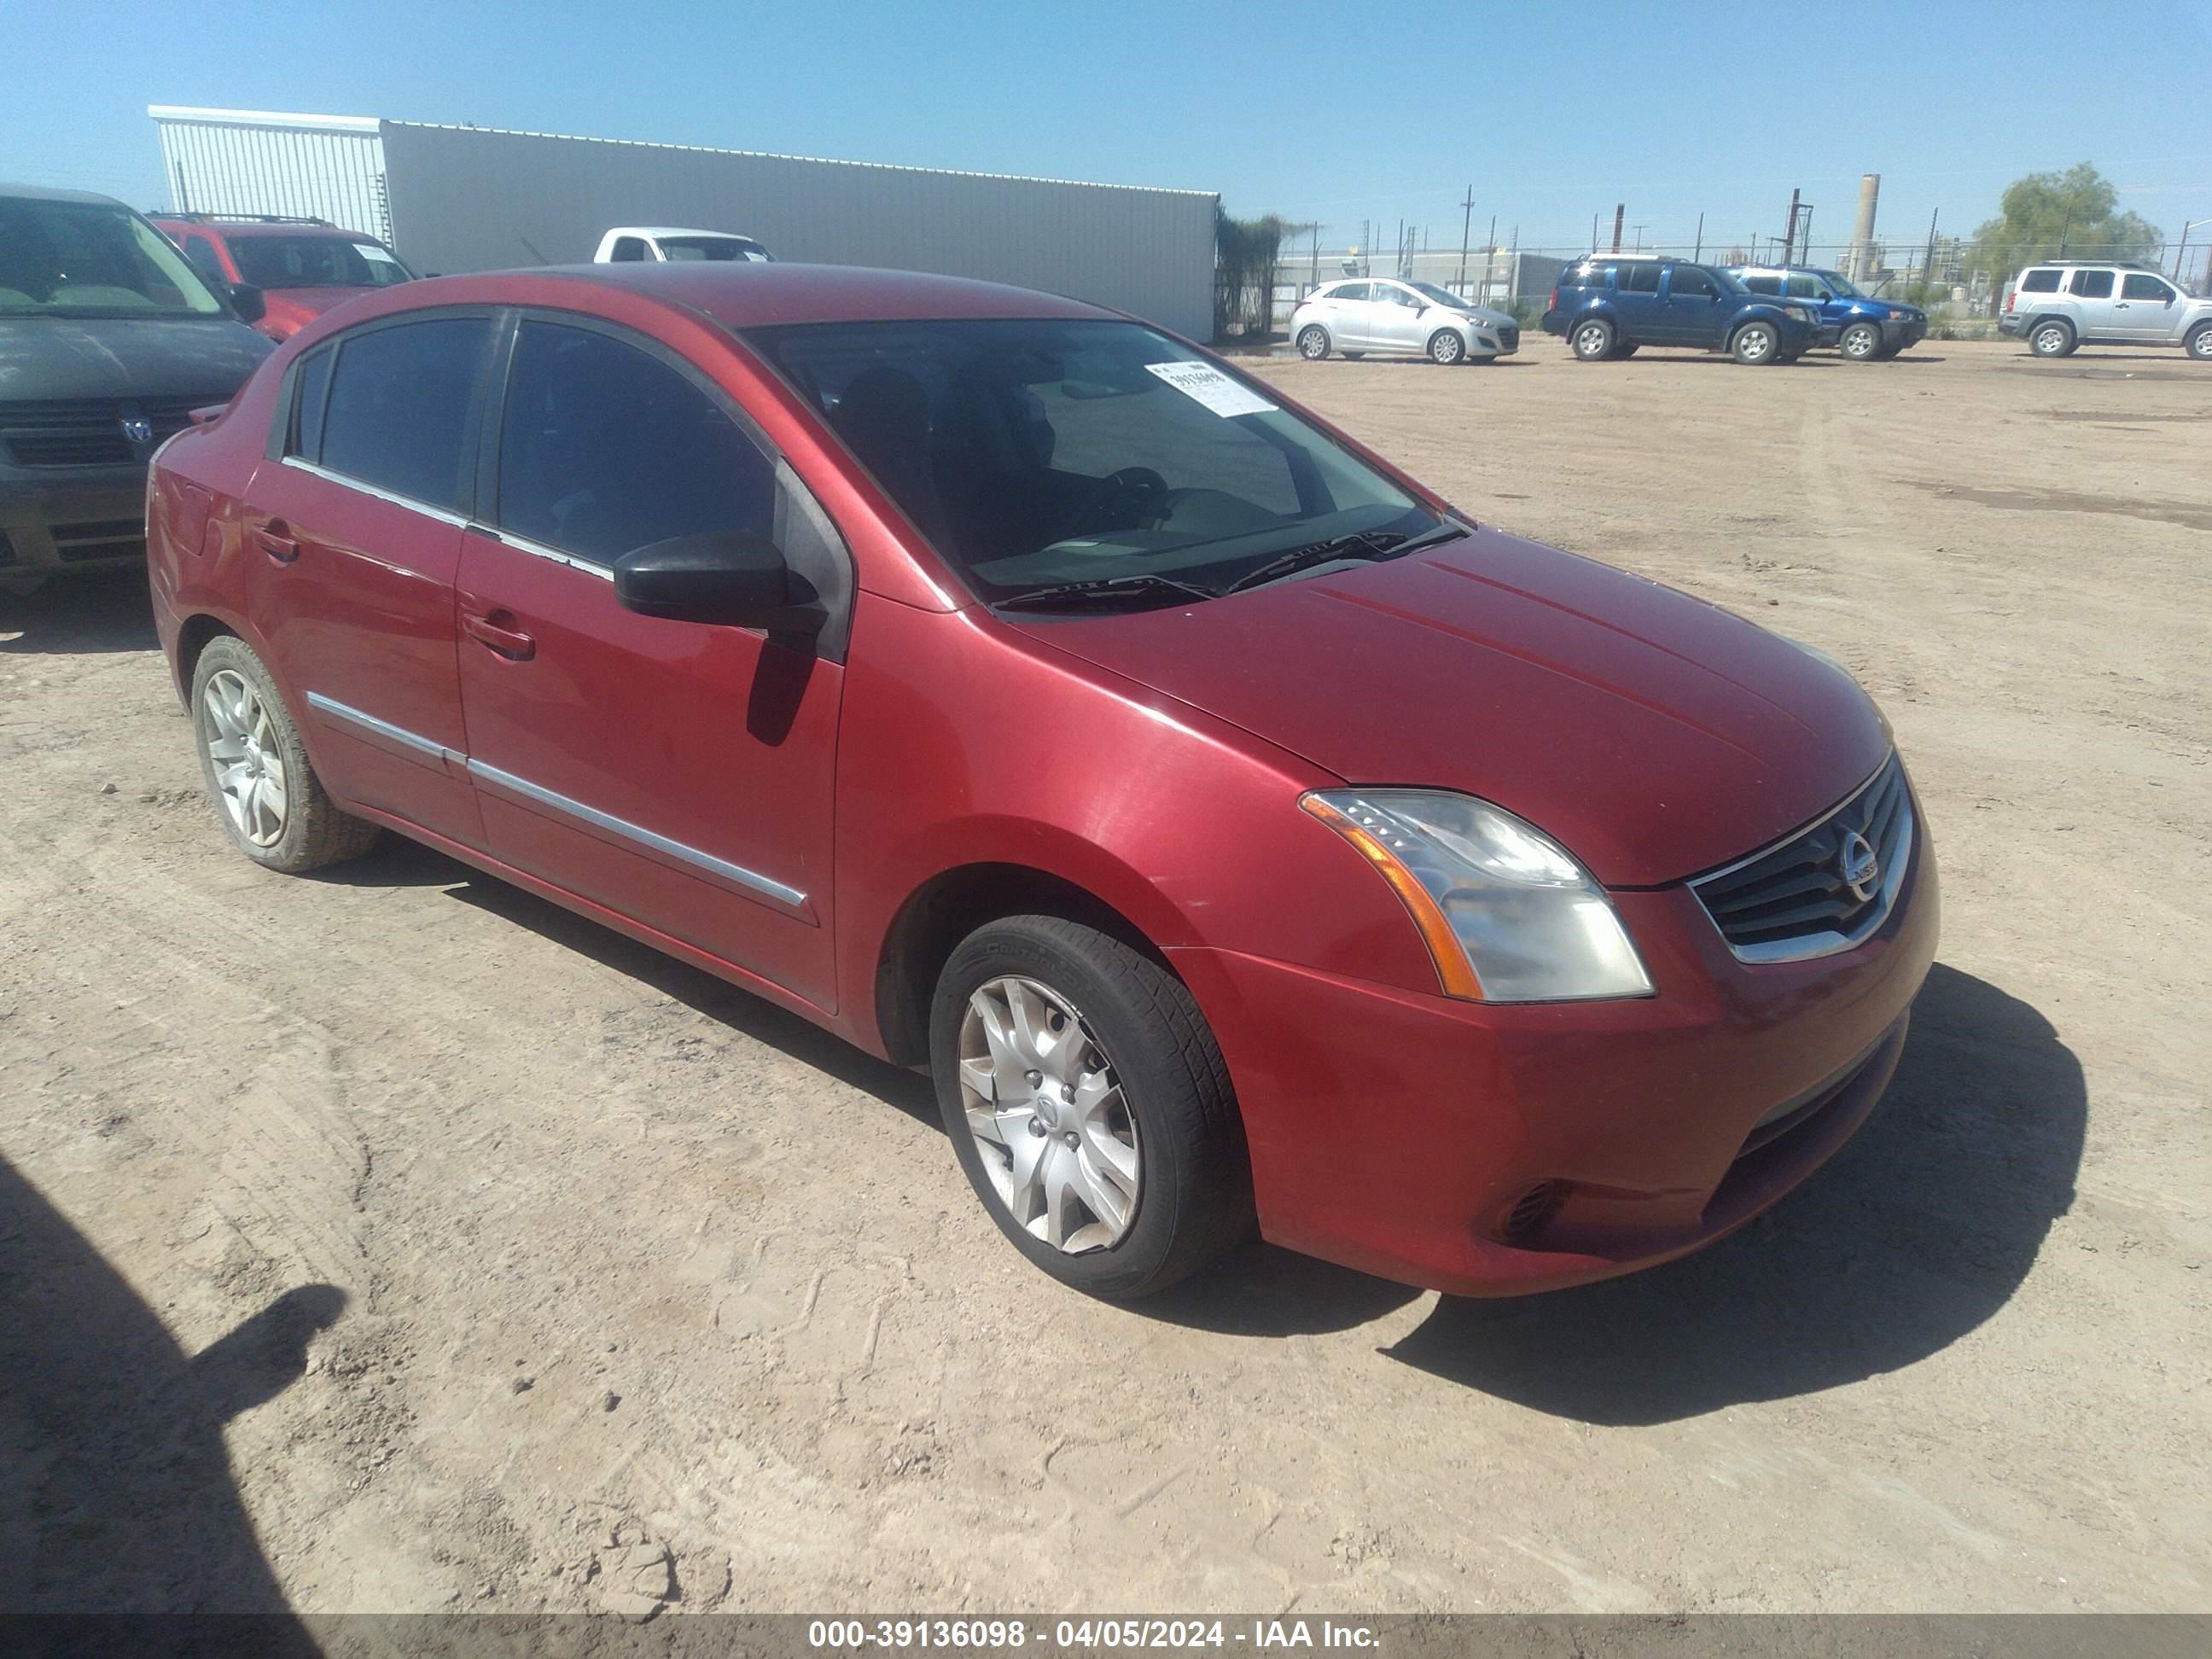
[1610, 341, 1639, 358]
[1295, 325, 1330, 361]
[1426, 329, 1466, 365]
[930, 916, 1252, 1298]
[189, 635, 379, 873]
[2186, 323, 2212, 361]
[1838, 321, 1883, 361]
[1341, 351, 1365, 360]
[2029, 319, 2076, 358]
[1570, 318, 1615, 361]
[1731, 321, 1781, 364]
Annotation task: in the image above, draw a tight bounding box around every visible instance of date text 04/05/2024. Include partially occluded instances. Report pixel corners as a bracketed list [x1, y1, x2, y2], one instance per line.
[806, 1618, 1381, 1650]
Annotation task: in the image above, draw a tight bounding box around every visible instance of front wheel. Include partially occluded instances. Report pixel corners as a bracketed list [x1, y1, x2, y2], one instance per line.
[1838, 321, 1883, 361]
[189, 635, 380, 872]
[1295, 325, 1330, 361]
[2029, 320, 2076, 358]
[1426, 329, 1466, 365]
[1570, 318, 1615, 361]
[930, 916, 1252, 1298]
[1731, 321, 1781, 364]
[2186, 323, 2212, 361]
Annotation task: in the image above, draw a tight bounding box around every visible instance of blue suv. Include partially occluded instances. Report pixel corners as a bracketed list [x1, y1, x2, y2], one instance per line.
[1541, 254, 1829, 364]
[1723, 265, 1927, 361]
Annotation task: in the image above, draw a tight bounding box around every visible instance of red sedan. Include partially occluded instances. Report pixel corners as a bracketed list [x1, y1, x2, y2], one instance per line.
[145, 264, 1937, 1299]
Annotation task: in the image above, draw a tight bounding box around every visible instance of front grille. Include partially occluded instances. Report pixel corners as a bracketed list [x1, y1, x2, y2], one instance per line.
[0, 396, 215, 468]
[1691, 756, 1913, 963]
[1497, 323, 1521, 351]
[49, 518, 148, 562]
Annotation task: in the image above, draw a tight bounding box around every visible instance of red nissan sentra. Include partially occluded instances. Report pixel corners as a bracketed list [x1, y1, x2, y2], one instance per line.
[146, 264, 1937, 1299]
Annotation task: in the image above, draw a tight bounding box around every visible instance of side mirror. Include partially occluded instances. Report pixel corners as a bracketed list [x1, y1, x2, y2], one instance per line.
[224, 283, 265, 323]
[614, 530, 825, 640]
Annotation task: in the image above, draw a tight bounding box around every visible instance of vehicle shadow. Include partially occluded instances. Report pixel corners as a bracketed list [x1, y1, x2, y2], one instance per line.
[0, 1151, 339, 1636]
[0, 568, 160, 655]
[1379, 963, 2082, 1423]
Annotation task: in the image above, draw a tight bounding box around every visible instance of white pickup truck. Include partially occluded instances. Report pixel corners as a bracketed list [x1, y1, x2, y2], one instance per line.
[591, 227, 774, 265]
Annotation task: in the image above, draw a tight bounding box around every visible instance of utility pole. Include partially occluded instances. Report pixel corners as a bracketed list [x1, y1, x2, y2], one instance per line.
[1309, 224, 1319, 290]
[1922, 207, 1940, 289]
[1591, 211, 1599, 252]
[1483, 214, 1495, 300]
[1611, 203, 1625, 253]
[1458, 185, 1475, 295]
[2057, 207, 2070, 258]
[1693, 212, 1703, 263]
[2175, 219, 2212, 282]
[1782, 189, 1801, 265]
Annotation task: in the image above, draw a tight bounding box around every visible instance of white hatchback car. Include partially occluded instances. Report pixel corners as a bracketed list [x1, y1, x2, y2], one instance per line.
[1291, 278, 1520, 364]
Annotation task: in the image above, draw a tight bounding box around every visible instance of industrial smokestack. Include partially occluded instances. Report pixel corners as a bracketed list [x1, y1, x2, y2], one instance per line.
[1848, 173, 1880, 282]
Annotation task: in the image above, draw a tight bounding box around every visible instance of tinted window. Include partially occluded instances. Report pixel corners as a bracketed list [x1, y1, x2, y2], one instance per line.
[290, 347, 334, 461]
[1327, 282, 1370, 303]
[230, 236, 413, 289]
[2122, 274, 2172, 300]
[1785, 275, 1827, 300]
[1669, 267, 1720, 299]
[1620, 263, 1662, 294]
[608, 237, 650, 262]
[180, 234, 227, 283]
[318, 317, 490, 509]
[2068, 270, 2114, 298]
[497, 321, 775, 564]
[2019, 269, 2061, 293]
[1740, 274, 1783, 295]
[1563, 263, 1611, 289]
[0, 197, 224, 317]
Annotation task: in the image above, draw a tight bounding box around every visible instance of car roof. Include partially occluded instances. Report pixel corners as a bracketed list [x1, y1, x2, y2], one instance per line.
[376, 262, 1116, 329]
[1, 182, 129, 206]
[153, 217, 370, 241]
[608, 227, 761, 241]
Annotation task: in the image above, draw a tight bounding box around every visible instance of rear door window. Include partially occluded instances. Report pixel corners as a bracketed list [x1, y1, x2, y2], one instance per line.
[1327, 282, 1370, 303]
[317, 317, 492, 511]
[1620, 263, 1662, 294]
[2068, 270, 2114, 298]
[495, 320, 776, 564]
[2018, 269, 2061, 293]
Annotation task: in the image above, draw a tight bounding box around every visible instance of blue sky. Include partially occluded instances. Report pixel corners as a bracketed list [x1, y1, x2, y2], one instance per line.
[6, 0, 2209, 260]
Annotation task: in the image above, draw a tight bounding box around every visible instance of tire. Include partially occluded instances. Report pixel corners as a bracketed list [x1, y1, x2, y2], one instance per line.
[189, 634, 380, 873]
[1569, 318, 1615, 362]
[1610, 342, 1639, 358]
[1295, 325, 1330, 361]
[2186, 323, 2212, 362]
[1731, 321, 1782, 364]
[1426, 329, 1466, 365]
[1838, 321, 1883, 362]
[2029, 319, 2076, 358]
[1341, 351, 1365, 361]
[929, 916, 1253, 1298]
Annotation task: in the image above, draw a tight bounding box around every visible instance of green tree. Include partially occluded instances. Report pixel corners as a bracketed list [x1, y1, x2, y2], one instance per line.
[1214, 208, 1317, 341]
[1970, 164, 2162, 283]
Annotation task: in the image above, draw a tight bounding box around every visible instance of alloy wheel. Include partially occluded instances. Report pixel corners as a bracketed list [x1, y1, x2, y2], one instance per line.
[202, 669, 289, 847]
[957, 975, 1140, 1253]
[1574, 323, 1610, 358]
[2033, 324, 2069, 356]
[1430, 332, 1464, 364]
[1842, 323, 1878, 359]
[1298, 328, 1328, 360]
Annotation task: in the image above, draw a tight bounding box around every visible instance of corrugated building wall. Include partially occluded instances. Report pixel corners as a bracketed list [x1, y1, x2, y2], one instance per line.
[149, 108, 1217, 339]
[151, 108, 393, 242]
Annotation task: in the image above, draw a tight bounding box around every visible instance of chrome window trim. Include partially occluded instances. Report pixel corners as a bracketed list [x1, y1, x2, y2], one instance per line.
[466, 758, 806, 910]
[305, 691, 463, 767]
[280, 456, 469, 527]
[472, 525, 614, 581]
[1688, 755, 1915, 966]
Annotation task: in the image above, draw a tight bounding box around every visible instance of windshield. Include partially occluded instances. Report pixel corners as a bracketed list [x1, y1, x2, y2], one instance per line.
[746, 317, 1441, 604]
[229, 235, 414, 289]
[0, 196, 225, 317]
[1410, 282, 1475, 309]
[658, 236, 771, 262]
[1813, 269, 1864, 300]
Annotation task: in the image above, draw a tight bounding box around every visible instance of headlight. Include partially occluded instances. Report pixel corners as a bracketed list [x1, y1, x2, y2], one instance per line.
[1301, 790, 1654, 1003]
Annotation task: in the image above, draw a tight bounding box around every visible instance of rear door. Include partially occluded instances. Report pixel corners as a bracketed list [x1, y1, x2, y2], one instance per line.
[2116, 272, 2180, 341]
[452, 312, 849, 1009]
[2066, 268, 2124, 341]
[1611, 260, 1665, 340]
[241, 311, 493, 847]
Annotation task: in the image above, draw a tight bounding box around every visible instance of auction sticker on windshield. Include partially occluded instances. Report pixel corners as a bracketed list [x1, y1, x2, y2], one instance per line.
[1144, 360, 1277, 417]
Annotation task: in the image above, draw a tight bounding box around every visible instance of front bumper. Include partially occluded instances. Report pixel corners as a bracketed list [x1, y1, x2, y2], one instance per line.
[1169, 802, 1939, 1295]
[0, 465, 150, 576]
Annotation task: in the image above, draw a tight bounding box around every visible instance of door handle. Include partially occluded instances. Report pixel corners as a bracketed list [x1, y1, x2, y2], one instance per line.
[252, 521, 299, 564]
[462, 610, 536, 661]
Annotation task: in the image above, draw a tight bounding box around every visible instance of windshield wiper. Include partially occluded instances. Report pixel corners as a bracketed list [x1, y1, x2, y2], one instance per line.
[993, 573, 1222, 612]
[1225, 521, 1470, 595]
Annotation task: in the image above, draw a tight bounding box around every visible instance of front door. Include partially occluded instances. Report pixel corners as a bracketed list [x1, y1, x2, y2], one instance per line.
[2065, 268, 2125, 341]
[454, 315, 846, 1010]
[1370, 283, 1431, 354]
[2116, 272, 2180, 341]
[241, 312, 494, 847]
[1658, 264, 1725, 344]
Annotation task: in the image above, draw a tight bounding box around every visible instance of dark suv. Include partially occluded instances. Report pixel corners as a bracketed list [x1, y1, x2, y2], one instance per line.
[1542, 255, 1831, 364]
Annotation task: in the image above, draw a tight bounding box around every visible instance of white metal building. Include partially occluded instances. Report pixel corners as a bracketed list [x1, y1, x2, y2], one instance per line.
[148, 107, 1218, 339]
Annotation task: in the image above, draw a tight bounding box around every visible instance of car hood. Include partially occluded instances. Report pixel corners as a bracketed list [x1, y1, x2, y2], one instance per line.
[0, 313, 271, 402]
[1447, 306, 1516, 329]
[1003, 528, 1890, 887]
[259, 287, 379, 338]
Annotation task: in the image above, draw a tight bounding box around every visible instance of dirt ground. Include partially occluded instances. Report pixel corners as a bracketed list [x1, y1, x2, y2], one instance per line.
[2, 338, 2207, 1619]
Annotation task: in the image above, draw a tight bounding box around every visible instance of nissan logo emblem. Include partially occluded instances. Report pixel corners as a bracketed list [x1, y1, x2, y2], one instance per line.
[1838, 830, 1881, 905]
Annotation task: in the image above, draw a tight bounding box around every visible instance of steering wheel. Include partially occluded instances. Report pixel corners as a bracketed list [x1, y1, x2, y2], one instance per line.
[1071, 466, 1171, 536]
